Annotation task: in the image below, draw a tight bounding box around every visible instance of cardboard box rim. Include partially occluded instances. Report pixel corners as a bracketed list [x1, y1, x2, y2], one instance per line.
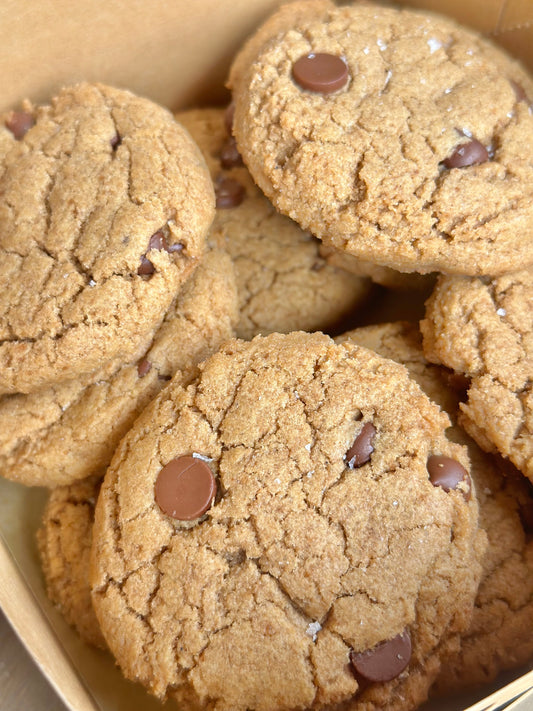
[0, 1, 532, 710]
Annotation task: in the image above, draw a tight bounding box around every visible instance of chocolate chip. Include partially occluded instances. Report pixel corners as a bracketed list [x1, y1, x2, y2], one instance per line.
[137, 359, 152, 378]
[345, 422, 376, 468]
[5, 111, 34, 140]
[138, 230, 183, 275]
[427, 455, 470, 499]
[110, 133, 122, 150]
[220, 137, 243, 169]
[350, 630, 411, 683]
[155, 455, 217, 521]
[224, 101, 235, 136]
[215, 175, 245, 209]
[292, 53, 349, 94]
[442, 139, 489, 169]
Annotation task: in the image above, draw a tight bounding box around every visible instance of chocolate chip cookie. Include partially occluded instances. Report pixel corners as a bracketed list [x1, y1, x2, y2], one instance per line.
[338, 321, 533, 694]
[0, 248, 238, 487]
[91, 331, 483, 711]
[228, 0, 533, 276]
[421, 270, 533, 482]
[0, 82, 214, 394]
[37, 474, 106, 649]
[177, 107, 371, 339]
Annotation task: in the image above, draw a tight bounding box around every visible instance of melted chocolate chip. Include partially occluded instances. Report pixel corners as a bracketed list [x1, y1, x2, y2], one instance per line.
[110, 133, 122, 150]
[215, 175, 245, 209]
[138, 230, 184, 275]
[427, 455, 470, 499]
[442, 139, 489, 169]
[220, 137, 243, 169]
[137, 359, 152, 378]
[292, 53, 349, 94]
[345, 422, 376, 468]
[350, 630, 411, 683]
[155, 455, 217, 521]
[5, 111, 35, 140]
[224, 101, 235, 136]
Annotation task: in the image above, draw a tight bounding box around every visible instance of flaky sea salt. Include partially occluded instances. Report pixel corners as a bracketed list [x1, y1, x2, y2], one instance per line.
[192, 452, 212, 462]
[496, 308, 507, 317]
[427, 37, 442, 53]
[306, 621, 322, 641]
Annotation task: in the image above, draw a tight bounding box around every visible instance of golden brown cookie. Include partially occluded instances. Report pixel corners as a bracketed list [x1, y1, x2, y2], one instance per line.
[37, 474, 106, 649]
[421, 270, 533, 482]
[177, 107, 371, 339]
[0, 82, 214, 395]
[229, 0, 533, 276]
[338, 321, 533, 694]
[318, 243, 435, 292]
[91, 331, 483, 711]
[0, 248, 238, 487]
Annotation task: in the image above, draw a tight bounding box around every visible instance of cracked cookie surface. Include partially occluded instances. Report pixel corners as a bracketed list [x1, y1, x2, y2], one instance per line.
[0, 82, 214, 394]
[338, 321, 533, 694]
[229, 0, 533, 276]
[420, 270, 533, 482]
[177, 107, 370, 339]
[90, 331, 482, 711]
[0, 248, 238, 487]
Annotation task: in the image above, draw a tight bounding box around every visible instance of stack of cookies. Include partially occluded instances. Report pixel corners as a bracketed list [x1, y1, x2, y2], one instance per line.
[2, 2, 532, 711]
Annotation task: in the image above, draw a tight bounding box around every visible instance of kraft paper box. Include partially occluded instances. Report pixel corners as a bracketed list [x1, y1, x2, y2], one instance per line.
[0, 1, 532, 710]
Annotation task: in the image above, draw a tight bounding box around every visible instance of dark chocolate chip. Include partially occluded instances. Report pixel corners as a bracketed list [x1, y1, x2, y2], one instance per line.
[427, 455, 470, 499]
[350, 630, 411, 683]
[345, 422, 376, 468]
[138, 230, 183, 275]
[137, 359, 152, 378]
[215, 175, 245, 209]
[220, 137, 243, 169]
[138, 255, 155, 276]
[224, 101, 235, 136]
[110, 133, 122, 150]
[155, 455, 217, 521]
[292, 53, 349, 94]
[5, 111, 35, 140]
[442, 139, 489, 169]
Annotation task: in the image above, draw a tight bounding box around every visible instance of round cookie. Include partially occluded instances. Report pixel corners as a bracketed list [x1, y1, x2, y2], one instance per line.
[176, 107, 371, 339]
[91, 331, 483, 711]
[420, 270, 533, 482]
[37, 474, 106, 649]
[228, 0, 533, 276]
[0, 82, 214, 395]
[338, 321, 533, 693]
[0, 248, 238, 487]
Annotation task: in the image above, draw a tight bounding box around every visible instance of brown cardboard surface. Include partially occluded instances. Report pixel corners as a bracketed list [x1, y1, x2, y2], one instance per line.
[0, 0, 285, 113]
[0, 1, 533, 710]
